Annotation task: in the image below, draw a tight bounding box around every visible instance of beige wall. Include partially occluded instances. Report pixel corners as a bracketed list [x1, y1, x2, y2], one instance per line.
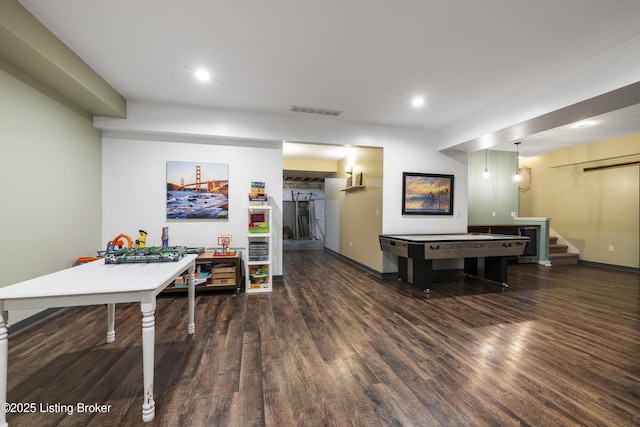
[519, 135, 640, 268]
[0, 69, 103, 324]
[335, 147, 384, 271]
[283, 158, 337, 175]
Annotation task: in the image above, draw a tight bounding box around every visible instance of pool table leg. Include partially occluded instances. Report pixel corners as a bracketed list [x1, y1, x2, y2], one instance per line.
[465, 256, 509, 289]
[399, 257, 432, 293]
[485, 256, 509, 288]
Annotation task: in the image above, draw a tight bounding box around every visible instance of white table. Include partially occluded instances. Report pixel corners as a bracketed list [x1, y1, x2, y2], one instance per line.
[0, 254, 198, 426]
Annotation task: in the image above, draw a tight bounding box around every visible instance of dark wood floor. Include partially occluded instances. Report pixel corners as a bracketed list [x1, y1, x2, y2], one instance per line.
[5, 251, 640, 426]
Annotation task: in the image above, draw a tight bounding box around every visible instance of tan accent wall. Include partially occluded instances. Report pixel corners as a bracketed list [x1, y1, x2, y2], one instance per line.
[283, 158, 337, 174]
[519, 134, 640, 268]
[336, 147, 384, 271]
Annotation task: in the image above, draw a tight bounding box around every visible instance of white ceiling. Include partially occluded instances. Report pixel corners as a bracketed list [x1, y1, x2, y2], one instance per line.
[511, 103, 640, 157]
[18, 0, 640, 160]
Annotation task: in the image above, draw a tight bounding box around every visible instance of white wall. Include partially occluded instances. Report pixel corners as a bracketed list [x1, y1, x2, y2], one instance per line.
[324, 178, 343, 253]
[95, 101, 469, 275]
[380, 138, 469, 272]
[0, 69, 102, 325]
[102, 137, 283, 276]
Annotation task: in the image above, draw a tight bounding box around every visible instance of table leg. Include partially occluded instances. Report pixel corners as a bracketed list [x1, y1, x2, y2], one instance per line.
[485, 256, 509, 288]
[412, 258, 433, 293]
[464, 257, 480, 276]
[188, 262, 195, 335]
[0, 306, 8, 427]
[465, 257, 509, 289]
[141, 303, 155, 422]
[106, 304, 115, 343]
[397, 257, 409, 282]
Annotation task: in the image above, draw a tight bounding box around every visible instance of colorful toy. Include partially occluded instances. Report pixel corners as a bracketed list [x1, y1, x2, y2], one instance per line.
[161, 226, 169, 247]
[136, 229, 148, 248]
[108, 234, 133, 251]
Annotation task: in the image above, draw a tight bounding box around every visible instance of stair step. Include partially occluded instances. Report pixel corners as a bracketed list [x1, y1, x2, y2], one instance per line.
[549, 236, 558, 245]
[550, 252, 580, 265]
[549, 243, 569, 254]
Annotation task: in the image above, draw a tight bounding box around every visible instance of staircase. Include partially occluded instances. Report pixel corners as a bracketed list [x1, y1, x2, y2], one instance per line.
[549, 236, 580, 265]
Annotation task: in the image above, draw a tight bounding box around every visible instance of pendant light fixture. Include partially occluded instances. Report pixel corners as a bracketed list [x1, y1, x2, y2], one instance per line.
[482, 148, 490, 178]
[513, 142, 522, 182]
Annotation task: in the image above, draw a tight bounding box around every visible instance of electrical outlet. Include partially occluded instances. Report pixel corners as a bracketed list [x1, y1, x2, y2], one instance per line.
[349, 241, 352, 247]
[492, 211, 496, 217]
[608, 245, 614, 252]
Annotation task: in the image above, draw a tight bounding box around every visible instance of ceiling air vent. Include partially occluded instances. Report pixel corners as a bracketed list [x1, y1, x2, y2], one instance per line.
[291, 105, 342, 117]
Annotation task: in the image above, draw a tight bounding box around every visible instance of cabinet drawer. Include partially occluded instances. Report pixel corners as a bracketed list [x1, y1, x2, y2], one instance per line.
[212, 266, 236, 273]
[211, 277, 236, 285]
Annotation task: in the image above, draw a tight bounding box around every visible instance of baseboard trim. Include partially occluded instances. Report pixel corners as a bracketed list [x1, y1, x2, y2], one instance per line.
[579, 260, 639, 273]
[323, 248, 384, 278]
[8, 307, 68, 338]
[321, 249, 469, 282]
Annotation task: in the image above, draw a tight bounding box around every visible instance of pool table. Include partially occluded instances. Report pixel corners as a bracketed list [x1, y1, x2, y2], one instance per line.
[379, 233, 529, 293]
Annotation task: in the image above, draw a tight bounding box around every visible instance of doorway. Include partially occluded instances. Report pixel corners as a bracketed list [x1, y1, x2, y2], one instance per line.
[283, 185, 325, 250]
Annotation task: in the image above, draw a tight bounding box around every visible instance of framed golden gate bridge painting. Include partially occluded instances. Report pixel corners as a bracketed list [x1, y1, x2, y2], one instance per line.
[166, 161, 229, 219]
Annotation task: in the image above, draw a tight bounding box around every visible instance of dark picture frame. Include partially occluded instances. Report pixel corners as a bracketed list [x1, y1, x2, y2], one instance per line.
[402, 172, 454, 215]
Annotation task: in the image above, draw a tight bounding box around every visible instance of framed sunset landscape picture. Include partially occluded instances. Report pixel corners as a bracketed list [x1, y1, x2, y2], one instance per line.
[402, 172, 454, 215]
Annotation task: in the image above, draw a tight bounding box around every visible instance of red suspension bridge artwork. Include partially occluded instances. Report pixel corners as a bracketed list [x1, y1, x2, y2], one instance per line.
[166, 161, 229, 219]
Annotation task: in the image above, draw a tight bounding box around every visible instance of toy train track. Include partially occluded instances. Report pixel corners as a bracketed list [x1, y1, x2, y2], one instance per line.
[104, 246, 187, 264]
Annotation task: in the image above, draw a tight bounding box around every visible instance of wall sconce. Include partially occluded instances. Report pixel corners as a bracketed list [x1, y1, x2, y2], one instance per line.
[513, 142, 522, 182]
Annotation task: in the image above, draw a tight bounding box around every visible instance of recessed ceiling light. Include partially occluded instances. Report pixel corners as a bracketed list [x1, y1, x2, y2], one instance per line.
[194, 68, 211, 82]
[571, 120, 596, 128]
[411, 96, 425, 108]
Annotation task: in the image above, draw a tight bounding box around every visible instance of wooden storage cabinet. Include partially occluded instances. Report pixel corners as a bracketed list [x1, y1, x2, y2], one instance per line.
[211, 265, 237, 285]
[199, 252, 243, 293]
[164, 252, 242, 294]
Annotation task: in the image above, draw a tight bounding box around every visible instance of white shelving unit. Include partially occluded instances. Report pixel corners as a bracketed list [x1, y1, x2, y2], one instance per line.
[246, 206, 272, 293]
